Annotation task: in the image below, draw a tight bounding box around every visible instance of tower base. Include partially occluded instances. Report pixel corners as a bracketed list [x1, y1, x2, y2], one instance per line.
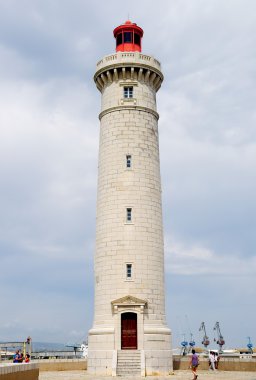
[87, 326, 173, 376]
[87, 327, 115, 376]
[143, 326, 173, 376]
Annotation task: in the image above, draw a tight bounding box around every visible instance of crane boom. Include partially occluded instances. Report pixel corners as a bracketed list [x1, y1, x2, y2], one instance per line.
[213, 322, 225, 351]
[199, 322, 210, 348]
[247, 337, 253, 354]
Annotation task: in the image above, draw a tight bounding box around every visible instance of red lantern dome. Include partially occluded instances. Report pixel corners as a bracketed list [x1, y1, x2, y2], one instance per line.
[113, 20, 144, 52]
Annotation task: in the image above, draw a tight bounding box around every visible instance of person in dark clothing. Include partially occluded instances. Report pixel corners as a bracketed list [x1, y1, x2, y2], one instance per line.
[190, 349, 199, 380]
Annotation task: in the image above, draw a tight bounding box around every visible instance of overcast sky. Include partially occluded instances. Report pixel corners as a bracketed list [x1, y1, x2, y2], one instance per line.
[0, 0, 255, 350]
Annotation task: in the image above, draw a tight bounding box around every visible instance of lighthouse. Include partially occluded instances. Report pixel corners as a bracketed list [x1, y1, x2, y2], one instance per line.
[88, 20, 172, 376]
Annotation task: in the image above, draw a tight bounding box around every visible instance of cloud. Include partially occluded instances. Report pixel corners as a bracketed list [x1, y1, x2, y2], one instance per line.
[0, 0, 255, 347]
[165, 236, 256, 276]
[0, 70, 96, 343]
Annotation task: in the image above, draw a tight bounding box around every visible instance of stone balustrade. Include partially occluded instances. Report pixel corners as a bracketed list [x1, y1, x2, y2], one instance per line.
[96, 52, 161, 71]
[94, 52, 163, 92]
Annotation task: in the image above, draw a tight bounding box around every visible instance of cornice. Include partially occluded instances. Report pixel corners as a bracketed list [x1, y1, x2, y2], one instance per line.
[99, 105, 159, 121]
[94, 57, 163, 93]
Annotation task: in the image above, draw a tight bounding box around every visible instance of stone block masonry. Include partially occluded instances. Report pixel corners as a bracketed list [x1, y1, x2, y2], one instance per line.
[0, 363, 39, 380]
[88, 21, 172, 376]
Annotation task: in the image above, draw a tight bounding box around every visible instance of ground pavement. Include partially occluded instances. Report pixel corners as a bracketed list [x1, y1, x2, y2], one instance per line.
[39, 370, 256, 380]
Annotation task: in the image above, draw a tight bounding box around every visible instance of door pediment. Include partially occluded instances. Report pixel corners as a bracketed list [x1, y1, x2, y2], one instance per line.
[111, 295, 147, 313]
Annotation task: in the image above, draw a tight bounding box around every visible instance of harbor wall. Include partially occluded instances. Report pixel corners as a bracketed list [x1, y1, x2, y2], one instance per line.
[0, 363, 39, 380]
[36, 359, 87, 371]
[36, 357, 256, 372]
[173, 357, 256, 372]
[2, 358, 255, 375]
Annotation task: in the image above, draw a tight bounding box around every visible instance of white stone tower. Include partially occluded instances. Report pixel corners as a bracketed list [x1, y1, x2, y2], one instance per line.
[88, 20, 172, 376]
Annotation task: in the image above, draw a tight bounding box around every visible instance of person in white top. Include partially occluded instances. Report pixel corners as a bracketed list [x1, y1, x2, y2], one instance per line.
[209, 351, 215, 371]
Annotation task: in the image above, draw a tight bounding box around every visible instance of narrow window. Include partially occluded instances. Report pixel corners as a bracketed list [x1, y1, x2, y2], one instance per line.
[116, 33, 122, 46]
[134, 33, 140, 46]
[124, 32, 132, 43]
[126, 264, 132, 279]
[124, 87, 133, 98]
[126, 155, 131, 168]
[126, 208, 132, 222]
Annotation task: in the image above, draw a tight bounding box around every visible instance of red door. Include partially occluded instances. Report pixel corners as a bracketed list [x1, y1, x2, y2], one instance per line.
[121, 312, 137, 349]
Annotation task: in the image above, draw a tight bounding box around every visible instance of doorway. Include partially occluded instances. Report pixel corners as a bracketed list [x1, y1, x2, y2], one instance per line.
[121, 312, 137, 349]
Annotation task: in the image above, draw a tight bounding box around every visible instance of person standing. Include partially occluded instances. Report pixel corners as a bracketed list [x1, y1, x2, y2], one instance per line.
[209, 351, 216, 371]
[13, 350, 20, 363]
[18, 353, 24, 362]
[215, 352, 220, 369]
[190, 349, 199, 380]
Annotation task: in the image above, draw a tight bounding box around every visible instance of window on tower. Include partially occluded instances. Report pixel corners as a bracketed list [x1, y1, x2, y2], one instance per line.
[134, 33, 140, 46]
[116, 33, 122, 46]
[126, 208, 132, 222]
[126, 263, 132, 279]
[124, 32, 132, 43]
[126, 155, 132, 168]
[124, 87, 133, 98]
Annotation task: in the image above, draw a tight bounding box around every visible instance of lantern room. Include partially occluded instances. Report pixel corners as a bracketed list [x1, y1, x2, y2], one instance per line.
[113, 20, 144, 52]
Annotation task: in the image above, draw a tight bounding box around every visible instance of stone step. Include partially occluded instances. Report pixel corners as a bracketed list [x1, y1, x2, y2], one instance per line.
[117, 367, 141, 371]
[118, 361, 140, 365]
[117, 368, 140, 372]
[118, 362, 140, 366]
[118, 357, 140, 360]
[116, 350, 141, 376]
[117, 350, 139, 353]
[118, 355, 140, 359]
[117, 373, 141, 376]
[118, 356, 140, 359]
[118, 354, 140, 357]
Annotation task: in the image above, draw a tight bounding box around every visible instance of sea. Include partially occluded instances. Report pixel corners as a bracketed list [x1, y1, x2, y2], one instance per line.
[32, 341, 86, 353]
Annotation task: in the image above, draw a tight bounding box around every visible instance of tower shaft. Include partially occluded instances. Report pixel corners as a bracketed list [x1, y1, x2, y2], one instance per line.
[88, 25, 172, 376]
